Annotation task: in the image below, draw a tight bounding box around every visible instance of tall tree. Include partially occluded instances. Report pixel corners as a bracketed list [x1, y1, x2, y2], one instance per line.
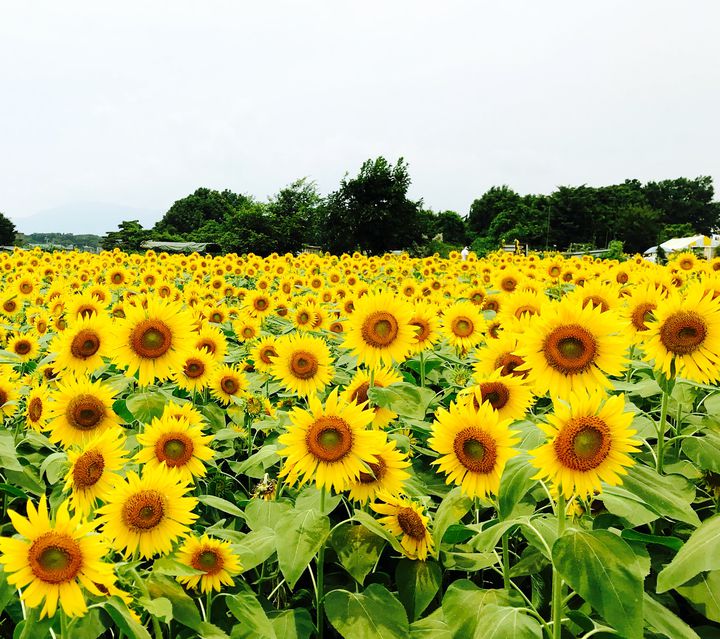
[100, 220, 151, 252]
[0, 212, 16, 246]
[154, 188, 245, 236]
[267, 179, 322, 253]
[467, 186, 522, 237]
[643, 177, 720, 232]
[321, 157, 424, 254]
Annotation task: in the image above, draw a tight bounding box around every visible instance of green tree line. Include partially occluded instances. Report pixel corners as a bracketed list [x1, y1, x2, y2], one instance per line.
[95, 160, 720, 256]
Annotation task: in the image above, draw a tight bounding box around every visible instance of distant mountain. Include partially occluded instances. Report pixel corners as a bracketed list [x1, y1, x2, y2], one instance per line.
[10, 202, 162, 235]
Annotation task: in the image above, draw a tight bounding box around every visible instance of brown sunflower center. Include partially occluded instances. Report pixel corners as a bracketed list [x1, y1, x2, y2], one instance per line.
[255, 298, 268, 311]
[453, 427, 498, 473]
[290, 351, 319, 380]
[306, 416, 353, 462]
[582, 296, 610, 312]
[192, 548, 224, 575]
[122, 489, 166, 531]
[220, 376, 240, 395]
[67, 394, 106, 431]
[14, 340, 32, 355]
[183, 358, 205, 379]
[476, 382, 510, 410]
[360, 311, 399, 347]
[130, 319, 173, 359]
[630, 302, 656, 332]
[111, 272, 124, 284]
[20, 282, 32, 294]
[3, 300, 17, 313]
[28, 397, 43, 422]
[495, 353, 528, 379]
[70, 329, 101, 359]
[259, 346, 278, 365]
[77, 305, 96, 319]
[155, 433, 194, 467]
[72, 450, 105, 488]
[500, 277, 517, 292]
[350, 382, 370, 405]
[451, 316, 474, 338]
[396, 507, 426, 540]
[659, 311, 707, 355]
[514, 305, 538, 319]
[358, 457, 387, 484]
[28, 532, 83, 584]
[197, 339, 216, 354]
[543, 325, 597, 374]
[553, 415, 611, 471]
[0, 390, 7, 406]
[410, 318, 431, 343]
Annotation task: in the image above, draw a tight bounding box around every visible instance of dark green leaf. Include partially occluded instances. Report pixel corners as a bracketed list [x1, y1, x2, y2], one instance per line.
[331, 522, 386, 585]
[125, 391, 167, 423]
[227, 588, 277, 639]
[197, 494, 246, 519]
[657, 515, 720, 593]
[553, 530, 644, 639]
[0, 431, 22, 471]
[676, 571, 720, 623]
[475, 605, 543, 639]
[497, 455, 537, 520]
[102, 596, 153, 639]
[682, 432, 720, 473]
[269, 608, 314, 639]
[441, 580, 522, 637]
[643, 594, 700, 639]
[325, 583, 409, 639]
[395, 559, 441, 621]
[274, 509, 330, 588]
[433, 487, 472, 546]
[146, 574, 202, 631]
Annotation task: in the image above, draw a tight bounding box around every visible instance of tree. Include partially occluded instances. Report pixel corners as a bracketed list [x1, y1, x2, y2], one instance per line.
[643, 177, 720, 233]
[154, 188, 245, 236]
[321, 157, 424, 254]
[100, 220, 151, 252]
[267, 179, 322, 253]
[431, 211, 469, 245]
[0, 213, 16, 246]
[467, 186, 523, 237]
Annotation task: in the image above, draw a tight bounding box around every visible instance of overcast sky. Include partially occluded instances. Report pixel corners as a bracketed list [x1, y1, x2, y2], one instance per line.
[1, 1, 719, 234]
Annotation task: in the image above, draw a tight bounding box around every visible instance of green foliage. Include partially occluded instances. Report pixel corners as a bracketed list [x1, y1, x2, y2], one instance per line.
[601, 240, 625, 261]
[0, 212, 16, 246]
[100, 220, 151, 252]
[322, 157, 425, 254]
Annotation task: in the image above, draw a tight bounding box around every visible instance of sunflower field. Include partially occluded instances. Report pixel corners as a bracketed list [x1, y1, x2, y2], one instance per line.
[0, 246, 718, 639]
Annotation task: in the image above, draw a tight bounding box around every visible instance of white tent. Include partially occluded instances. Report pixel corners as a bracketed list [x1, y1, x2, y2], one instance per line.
[644, 234, 718, 261]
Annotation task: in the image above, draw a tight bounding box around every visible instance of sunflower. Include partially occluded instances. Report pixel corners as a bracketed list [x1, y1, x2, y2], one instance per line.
[529, 390, 640, 499]
[52, 313, 112, 375]
[136, 415, 214, 483]
[341, 365, 403, 428]
[621, 283, 668, 335]
[176, 535, 242, 593]
[347, 440, 411, 504]
[343, 291, 415, 368]
[440, 301, 486, 351]
[641, 283, 720, 383]
[232, 313, 262, 342]
[96, 468, 198, 559]
[278, 388, 385, 492]
[0, 377, 19, 418]
[371, 494, 434, 560]
[64, 429, 128, 515]
[250, 336, 279, 373]
[460, 371, 535, 422]
[46, 376, 120, 448]
[271, 333, 334, 397]
[193, 324, 228, 361]
[161, 401, 207, 427]
[408, 301, 440, 353]
[25, 383, 47, 430]
[429, 400, 519, 499]
[517, 300, 629, 396]
[209, 364, 249, 405]
[0, 496, 116, 618]
[173, 348, 215, 393]
[566, 279, 621, 313]
[473, 333, 529, 380]
[7, 333, 39, 362]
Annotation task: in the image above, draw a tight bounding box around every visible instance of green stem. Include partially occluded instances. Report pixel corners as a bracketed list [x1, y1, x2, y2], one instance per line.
[657, 390, 669, 474]
[206, 590, 213, 622]
[419, 351, 426, 388]
[501, 532, 511, 590]
[551, 494, 567, 639]
[131, 568, 163, 639]
[317, 487, 327, 639]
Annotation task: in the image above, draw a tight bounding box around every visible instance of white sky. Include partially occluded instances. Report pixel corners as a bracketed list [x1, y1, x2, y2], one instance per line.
[1, 1, 719, 233]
